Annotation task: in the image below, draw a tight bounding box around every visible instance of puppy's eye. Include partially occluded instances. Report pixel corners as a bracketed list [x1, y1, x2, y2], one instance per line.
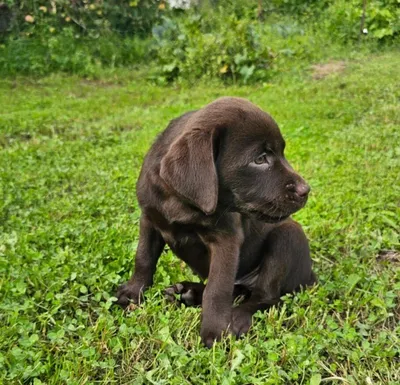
[254, 153, 269, 165]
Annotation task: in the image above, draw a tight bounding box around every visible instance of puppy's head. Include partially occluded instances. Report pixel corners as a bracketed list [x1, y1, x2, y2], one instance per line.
[160, 97, 310, 222]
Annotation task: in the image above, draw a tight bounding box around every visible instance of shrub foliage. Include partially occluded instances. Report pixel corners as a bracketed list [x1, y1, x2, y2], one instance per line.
[0, 0, 399, 79]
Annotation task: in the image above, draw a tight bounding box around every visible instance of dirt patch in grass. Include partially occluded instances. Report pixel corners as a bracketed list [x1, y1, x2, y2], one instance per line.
[311, 61, 346, 80]
[80, 78, 127, 88]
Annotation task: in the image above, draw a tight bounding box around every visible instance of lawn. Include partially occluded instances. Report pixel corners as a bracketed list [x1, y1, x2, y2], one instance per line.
[0, 52, 399, 384]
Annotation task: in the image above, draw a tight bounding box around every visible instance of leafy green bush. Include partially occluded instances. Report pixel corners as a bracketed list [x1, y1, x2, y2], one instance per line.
[1, 0, 163, 38]
[0, 28, 150, 76]
[0, 1, 158, 75]
[150, 0, 399, 84]
[322, 0, 400, 41]
[152, 11, 276, 84]
[266, 0, 330, 15]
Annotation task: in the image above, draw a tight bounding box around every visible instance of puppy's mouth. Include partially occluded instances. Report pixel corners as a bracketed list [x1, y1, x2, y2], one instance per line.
[258, 212, 290, 223]
[236, 204, 291, 223]
[243, 201, 307, 223]
[249, 210, 290, 223]
[233, 193, 304, 223]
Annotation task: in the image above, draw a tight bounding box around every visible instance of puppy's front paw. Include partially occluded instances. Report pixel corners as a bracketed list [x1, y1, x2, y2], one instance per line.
[231, 307, 253, 337]
[116, 282, 141, 309]
[200, 318, 231, 348]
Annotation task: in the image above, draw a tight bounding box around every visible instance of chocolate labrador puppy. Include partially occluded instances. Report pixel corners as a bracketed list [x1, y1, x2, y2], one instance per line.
[117, 97, 316, 347]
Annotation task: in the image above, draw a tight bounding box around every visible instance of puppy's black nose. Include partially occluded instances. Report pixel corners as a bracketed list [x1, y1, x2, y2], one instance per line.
[295, 182, 310, 197]
[286, 182, 310, 198]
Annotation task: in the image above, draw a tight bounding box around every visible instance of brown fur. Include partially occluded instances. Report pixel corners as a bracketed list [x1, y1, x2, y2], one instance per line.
[117, 97, 316, 347]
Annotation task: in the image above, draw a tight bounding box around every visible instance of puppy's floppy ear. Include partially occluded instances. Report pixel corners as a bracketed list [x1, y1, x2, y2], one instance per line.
[160, 128, 218, 215]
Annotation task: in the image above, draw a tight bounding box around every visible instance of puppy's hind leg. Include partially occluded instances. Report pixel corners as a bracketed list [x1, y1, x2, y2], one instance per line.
[164, 282, 251, 307]
[231, 221, 316, 336]
[164, 281, 205, 307]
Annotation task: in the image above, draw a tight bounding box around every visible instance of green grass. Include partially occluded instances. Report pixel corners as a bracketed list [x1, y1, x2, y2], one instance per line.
[0, 52, 399, 384]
